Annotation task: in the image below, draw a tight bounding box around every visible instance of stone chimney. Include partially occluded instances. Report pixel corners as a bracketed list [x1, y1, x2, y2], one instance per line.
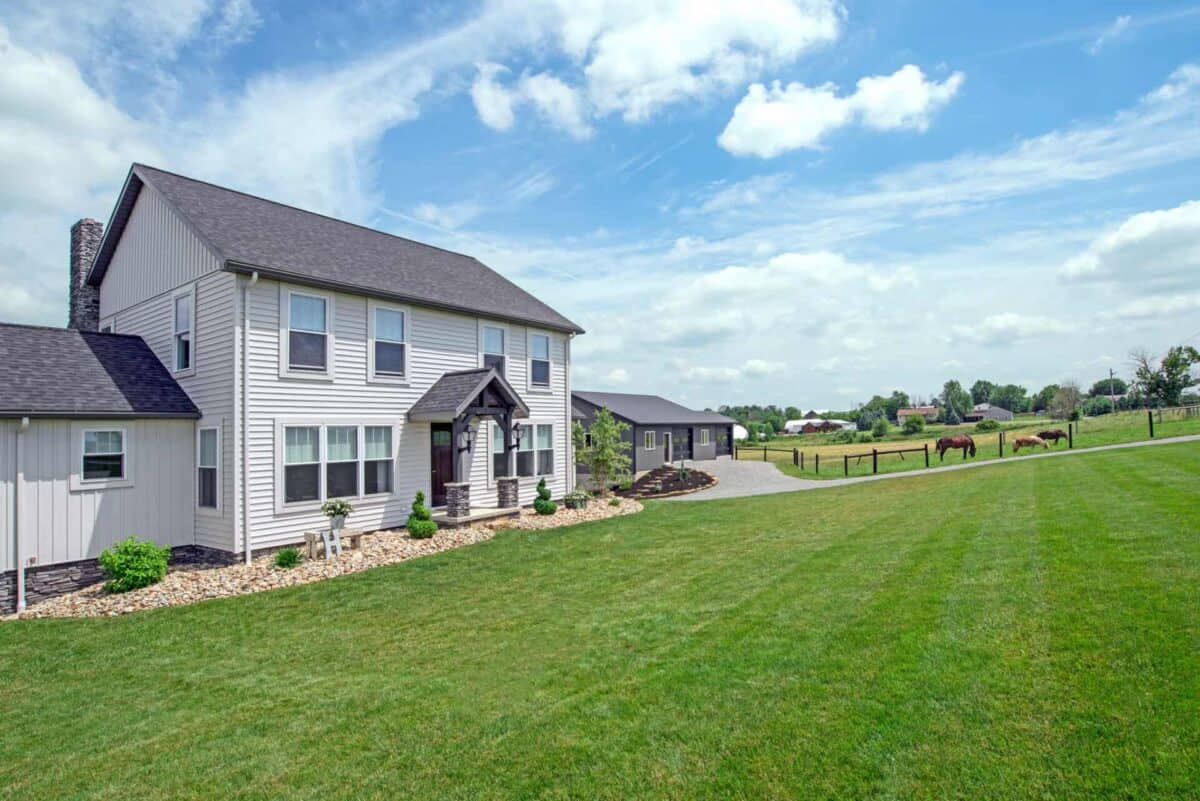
[69, 218, 103, 331]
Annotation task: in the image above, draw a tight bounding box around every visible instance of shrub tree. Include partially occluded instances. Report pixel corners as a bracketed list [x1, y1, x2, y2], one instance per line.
[974, 418, 1000, 432]
[274, 547, 301, 568]
[902, 414, 925, 435]
[533, 477, 557, 515]
[871, 416, 889, 439]
[572, 408, 632, 495]
[406, 490, 438, 539]
[98, 537, 170, 593]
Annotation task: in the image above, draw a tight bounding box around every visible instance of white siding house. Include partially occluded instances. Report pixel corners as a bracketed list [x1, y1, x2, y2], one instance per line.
[2, 162, 583, 611]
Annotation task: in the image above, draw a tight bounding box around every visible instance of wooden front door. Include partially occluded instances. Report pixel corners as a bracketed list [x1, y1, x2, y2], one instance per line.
[430, 423, 454, 507]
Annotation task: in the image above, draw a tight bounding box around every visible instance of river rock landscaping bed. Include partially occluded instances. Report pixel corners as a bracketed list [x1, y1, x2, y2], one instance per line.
[8, 498, 642, 620]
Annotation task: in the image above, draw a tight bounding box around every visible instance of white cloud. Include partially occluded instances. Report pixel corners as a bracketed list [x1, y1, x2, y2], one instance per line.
[950, 313, 1075, 346]
[1087, 15, 1131, 54]
[1060, 199, 1200, 297]
[411, 201, 483, 230]
[1116, 293, 1200, 320]
[679, 359, 785, 382]
[606, 367, 630, 383]
[470, 62, 517, 131]
[470, 65, 592, 138]
[719, 65, 963, 157]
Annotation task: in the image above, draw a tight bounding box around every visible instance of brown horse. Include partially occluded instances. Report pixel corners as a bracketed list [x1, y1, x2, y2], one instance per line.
[1037, 428, 1068, 445]
[1012, 435, 1048, 453]
[935, 435, 976, 460]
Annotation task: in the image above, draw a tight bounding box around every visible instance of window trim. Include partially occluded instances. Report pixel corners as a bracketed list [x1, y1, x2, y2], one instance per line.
[279, 285, 335, 380]
[363, 424, 395, 497]
[698, 427, 711, 447]
[527, 330, 552, 392]
[171, 284, 196, 377]
[479, 321, 508, 376]
[197, 424, 221, 514]
[367, 299, 410, 384]
[324, 425, 360, 500]
[274, 418, 398, 514]
[70, 424, 133, 491]
[644, 430, 656, 450]
[489, 419, 556, 482]
[99, 317, 115, 334]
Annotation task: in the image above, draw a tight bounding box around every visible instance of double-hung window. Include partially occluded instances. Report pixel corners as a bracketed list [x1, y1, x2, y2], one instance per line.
[482, 325, 505, 375]
[364, 426, 393, 495]
[699, 428, 711, 446]
[644, 430, 656, 450]
[283, 426, 320, 503]
[287, 291, 329, 373]
[370, 304, 407, 380]
[529, 333, 550, 389]
[536, 424, 554, 475]
[516, 424, 535, 477]
[198, 428, 218, 509]
[325, 426, 358, 498]
[173, 290, 193, 373]
[491, 424, 510, 478]
[82, 430, 125, 480]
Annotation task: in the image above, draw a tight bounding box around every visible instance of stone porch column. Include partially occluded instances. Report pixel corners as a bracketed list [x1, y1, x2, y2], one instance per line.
[497, 476, 519, 509]
[444, 482, 471, 521]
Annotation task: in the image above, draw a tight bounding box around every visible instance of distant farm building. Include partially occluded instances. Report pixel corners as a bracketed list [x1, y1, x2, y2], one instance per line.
[897, 406, 939, 423]
[784, 418, 856, 434]
[964, 403, 1014, 422]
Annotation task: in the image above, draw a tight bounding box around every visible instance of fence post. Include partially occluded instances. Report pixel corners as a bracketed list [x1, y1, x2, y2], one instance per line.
[999, 431, 1004, 457]
[1148, 410, 1154, 439]
[800, 451, 805, 471]
[763, 446, 767, 462]
[793, 448, 798, 467]
[872, 448, 878, 474]
[815, 454, 819, 475]
[844, 454, 848, 476]
[924, 442, 929, 468]
[1068, 422, 1074, 448]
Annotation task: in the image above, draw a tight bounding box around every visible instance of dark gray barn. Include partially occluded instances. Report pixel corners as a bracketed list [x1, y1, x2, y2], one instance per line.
[572, 391, 735, 475]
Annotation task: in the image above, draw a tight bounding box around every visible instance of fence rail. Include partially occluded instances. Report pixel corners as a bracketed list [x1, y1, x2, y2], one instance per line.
[841, 444, 929, 476]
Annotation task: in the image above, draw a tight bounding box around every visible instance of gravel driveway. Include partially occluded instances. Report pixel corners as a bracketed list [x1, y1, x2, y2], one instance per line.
[667, 434, 1200, 501]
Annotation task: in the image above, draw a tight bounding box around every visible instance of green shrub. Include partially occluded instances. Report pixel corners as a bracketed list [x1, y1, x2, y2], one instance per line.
[618, 476, 634, 491]
[533, 477, 557, 515]
[831, 430, 855, 444]
[974, 418, 1000, 432]
[563, 490, 591, 510]
[406, 490, 437, 539]
[274, 547, 301, 568]
[856, 432, 873, 443]
[871, 416, 890, 438]
[98, 537, 170, 594]
[608, 497, 621, 507]
[902, 414, 925, 435]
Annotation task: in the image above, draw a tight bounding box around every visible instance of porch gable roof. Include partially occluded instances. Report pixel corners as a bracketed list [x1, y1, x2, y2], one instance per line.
[407, 368, 530, 423]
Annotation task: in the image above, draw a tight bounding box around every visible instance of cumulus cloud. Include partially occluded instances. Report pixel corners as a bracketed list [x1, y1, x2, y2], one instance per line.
[719, 64, 964, 157]
[950, 313, 1075, 346]
[1060, 199, 1200, 297]
[470, 64, 592, 139]
[679, 359, 785, 382]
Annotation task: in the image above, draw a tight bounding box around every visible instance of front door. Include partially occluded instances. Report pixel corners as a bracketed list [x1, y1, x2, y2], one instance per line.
[430, 423, 454, 507]
[663, 431, 672, 464]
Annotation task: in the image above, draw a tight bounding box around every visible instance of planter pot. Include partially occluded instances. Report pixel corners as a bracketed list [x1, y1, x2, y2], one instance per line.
[329, 515, 346, 530]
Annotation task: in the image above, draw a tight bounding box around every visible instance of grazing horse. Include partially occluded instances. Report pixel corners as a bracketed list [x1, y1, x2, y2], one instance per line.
[1037, 428, 1068, 445]
[935, 435, 976, 460]
[1012, 435, 1048, 453]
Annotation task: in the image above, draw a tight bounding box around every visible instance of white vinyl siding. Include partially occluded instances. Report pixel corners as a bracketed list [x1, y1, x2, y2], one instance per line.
[0, 418, 195, 569]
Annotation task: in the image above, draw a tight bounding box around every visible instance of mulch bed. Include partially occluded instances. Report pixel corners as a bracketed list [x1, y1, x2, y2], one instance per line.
[617, 466, 716, 499]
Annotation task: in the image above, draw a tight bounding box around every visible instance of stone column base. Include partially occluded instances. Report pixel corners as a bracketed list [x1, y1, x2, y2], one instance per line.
[497, 476, 520, 508]
[444, 481, 471, 520]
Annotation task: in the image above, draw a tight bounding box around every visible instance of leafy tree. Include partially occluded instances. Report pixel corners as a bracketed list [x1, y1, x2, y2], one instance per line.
[1050, 381, 1083, 420]
[1088, 377, 1128, 398]
[856, 408, 881, 432]
[784, 406, 802, 421]
[970, 380, 996, 405]
[989, 383, 1030, 414]
[1033, 384, 1059, 413]
[1131, 346, 1200, 407]
[902, 413, 925, 435]
[940, 380, 971, 421]
[572, 408, 632, 495]
[884, 390, 910, 422]
[1083, 396, 1113, 416]
[871, 416, 890, 438]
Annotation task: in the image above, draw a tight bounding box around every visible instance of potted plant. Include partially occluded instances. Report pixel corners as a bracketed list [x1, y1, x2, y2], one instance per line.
[321, 498, 353, 530]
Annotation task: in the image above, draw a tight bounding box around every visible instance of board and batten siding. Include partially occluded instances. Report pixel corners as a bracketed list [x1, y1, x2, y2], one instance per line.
[242, 278, 573, 551]
[0, 419, 194, 569]
[98, 182, 222, 319]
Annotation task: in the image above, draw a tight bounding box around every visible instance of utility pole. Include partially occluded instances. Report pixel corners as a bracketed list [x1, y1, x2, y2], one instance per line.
[1109, 368, 1117, 414]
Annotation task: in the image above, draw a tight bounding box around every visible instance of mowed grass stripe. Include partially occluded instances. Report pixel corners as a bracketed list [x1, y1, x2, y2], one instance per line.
[1, 444, 1198, 800]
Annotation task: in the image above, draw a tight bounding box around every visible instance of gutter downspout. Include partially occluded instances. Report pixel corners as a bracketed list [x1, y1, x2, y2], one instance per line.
[14, 416, 29, 613]
[241, 271, 259, 565]
[565, 334, 573, 494]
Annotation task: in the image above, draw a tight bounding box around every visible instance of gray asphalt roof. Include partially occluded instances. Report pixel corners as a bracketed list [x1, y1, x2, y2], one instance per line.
[408, 368, 529, 422]
[0, 324, 199, 418]
[89, 164, 583, 334]
[573, 391, 734, 426]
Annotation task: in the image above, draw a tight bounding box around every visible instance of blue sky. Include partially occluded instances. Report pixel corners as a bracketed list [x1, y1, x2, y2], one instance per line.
[3, 1, 1199, 409]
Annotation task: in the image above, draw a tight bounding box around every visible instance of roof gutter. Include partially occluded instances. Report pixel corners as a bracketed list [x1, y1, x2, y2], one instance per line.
[13, 416, 29, 614]
[222, 260, 586, 336]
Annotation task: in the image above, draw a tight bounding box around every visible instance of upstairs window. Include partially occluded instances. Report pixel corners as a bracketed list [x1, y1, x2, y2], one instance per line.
[287, 291, 329, 373]
[529, 333, 550, 389]
[325, 426, 358, 498]
[173, 291, 193, 372]
[371, 305, 407, 379]
[198, 427, 218, 509]
[482, 325, 505, 375]
[83, 430, 125, 481]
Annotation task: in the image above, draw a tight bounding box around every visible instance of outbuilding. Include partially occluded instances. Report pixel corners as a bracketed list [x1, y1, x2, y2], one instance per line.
[964, 403, 1014, 422]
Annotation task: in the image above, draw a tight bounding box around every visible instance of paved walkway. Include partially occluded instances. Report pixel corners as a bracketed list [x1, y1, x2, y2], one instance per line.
[666, 434, 1200, 501]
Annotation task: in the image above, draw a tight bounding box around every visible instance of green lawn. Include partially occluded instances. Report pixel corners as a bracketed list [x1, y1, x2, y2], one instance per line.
[743, 409, 1200, 480]
[2, 443, 1199, 800]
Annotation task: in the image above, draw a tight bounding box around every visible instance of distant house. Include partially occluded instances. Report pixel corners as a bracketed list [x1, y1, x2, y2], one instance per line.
[784, 418, 856, 434]
[572, 391, 735, 474]
[802, 410, 822, 420]
[897, 406, 939, 423]
[964, 403, 1014, 422]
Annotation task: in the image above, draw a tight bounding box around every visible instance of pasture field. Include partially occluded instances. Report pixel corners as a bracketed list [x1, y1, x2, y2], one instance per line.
[2, 443, 1199, 800]
[743, 409, 1200, 479]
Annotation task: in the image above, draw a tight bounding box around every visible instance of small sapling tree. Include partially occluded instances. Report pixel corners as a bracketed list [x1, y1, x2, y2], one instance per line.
[572, 407, 632, 496]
